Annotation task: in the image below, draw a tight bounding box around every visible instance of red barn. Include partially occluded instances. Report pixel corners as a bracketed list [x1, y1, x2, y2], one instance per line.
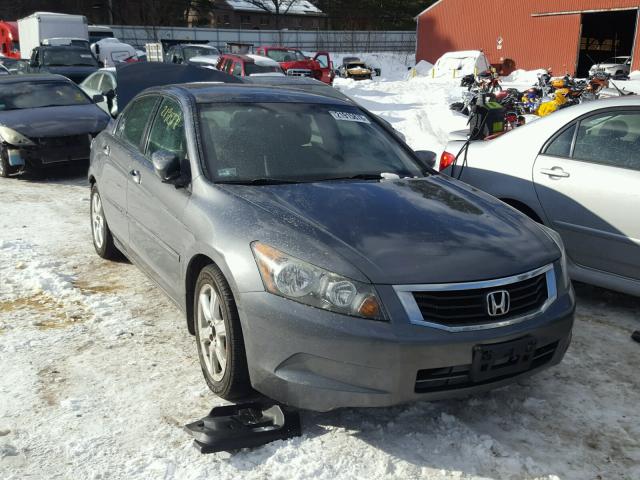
[416, 1, 640, 76]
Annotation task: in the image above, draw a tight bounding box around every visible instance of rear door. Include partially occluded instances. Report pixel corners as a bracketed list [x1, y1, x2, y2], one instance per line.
[533, 108, 640, 280]
[126, 97, 192, 300]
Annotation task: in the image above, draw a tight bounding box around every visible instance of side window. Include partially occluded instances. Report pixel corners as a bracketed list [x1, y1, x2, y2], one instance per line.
[146, 98, 187, 164]
[84, 73, 102, 90]
[315, 54, 329, 68]
[544, 124, 576, 157]
[573, 111, 640, 171]
[115, 96, 158, 149]
[232, 62, 242, 76]
[100, 74, 114, 92]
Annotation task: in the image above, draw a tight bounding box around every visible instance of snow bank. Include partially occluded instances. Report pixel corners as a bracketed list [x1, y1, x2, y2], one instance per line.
[502, 69, 548, 84]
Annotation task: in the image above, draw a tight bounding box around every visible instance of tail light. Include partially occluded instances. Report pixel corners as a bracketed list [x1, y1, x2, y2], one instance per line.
[439, 151, 456, 171]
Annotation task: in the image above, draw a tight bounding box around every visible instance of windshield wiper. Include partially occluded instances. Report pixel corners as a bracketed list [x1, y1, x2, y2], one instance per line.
[313, 173, 384, 182]
[219, 178, 302, 185]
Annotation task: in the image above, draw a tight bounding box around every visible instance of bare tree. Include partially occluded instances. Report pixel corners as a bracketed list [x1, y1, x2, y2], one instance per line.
[245, 0, 299, 30]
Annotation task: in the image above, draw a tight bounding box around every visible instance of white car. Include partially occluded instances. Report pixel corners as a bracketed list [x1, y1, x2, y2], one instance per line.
[440, 96, 640, 296]
[187, 55, 220, 70]
[431, 50, 491, 78]
[589, 56, 631, 78]
[79, 68, 117, 116]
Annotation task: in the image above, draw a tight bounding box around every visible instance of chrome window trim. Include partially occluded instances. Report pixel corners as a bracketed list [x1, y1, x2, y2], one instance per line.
[394, 264, 557, 332]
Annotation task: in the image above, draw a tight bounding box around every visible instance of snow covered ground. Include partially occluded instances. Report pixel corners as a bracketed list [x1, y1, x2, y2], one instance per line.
[1, 60, 640, 480]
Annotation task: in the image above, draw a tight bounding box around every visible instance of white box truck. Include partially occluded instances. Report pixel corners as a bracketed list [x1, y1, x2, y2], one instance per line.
[18, 12, 89, 59]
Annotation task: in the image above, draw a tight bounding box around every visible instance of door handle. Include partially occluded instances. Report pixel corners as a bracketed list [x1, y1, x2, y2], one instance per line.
[102, 144, 110, 155]
[130, 169, 141, 184]
[540, 167, 570, 178]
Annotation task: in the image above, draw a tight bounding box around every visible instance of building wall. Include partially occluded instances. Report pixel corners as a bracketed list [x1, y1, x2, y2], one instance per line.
[417, 0, 640, 75]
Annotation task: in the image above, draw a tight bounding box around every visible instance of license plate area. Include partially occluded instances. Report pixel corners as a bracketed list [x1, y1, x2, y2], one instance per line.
[471, 336, 537, 383]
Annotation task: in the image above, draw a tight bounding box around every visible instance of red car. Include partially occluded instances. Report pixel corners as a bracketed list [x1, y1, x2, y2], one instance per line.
[255, 46, 334, 84]
[0, 21, 20, 59]
[216, 54, 284, 77]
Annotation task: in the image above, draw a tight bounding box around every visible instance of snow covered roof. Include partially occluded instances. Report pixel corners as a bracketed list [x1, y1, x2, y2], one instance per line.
[224, 0, 325, 16]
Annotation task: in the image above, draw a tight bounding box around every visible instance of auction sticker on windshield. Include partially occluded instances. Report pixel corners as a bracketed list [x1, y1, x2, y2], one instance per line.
[329, 111, 371, 124]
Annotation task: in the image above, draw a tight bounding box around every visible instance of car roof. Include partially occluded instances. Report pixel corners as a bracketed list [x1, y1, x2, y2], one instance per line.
[0, 74, 72, 84]
[149, 83, 353, 106]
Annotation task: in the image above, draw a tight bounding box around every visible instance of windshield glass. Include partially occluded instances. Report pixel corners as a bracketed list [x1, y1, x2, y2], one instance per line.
[43, 49, 98, 67]
[0, 82, 90, 110]
[244, 63, 282, 75]
[199, 103, 423, 183]
[184, 46, 220, 61]
[266, 49, 306, 62]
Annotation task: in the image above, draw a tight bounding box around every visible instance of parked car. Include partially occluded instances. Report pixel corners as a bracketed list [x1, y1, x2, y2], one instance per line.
[255, 46, 333, 84]
[91, 38, 137, 67]
[27, 45, 100, 83]
[165, 43, 221, 65]
[336, 58, 373, 80]
[243, 75, 407, 141]
[441, 97, 640, 297]
[187, 55, 220, 70]
[88, 83, 574, 411]
[79, 68, 117, 116]
[216, 54, 283, 77]
[0, 74, 109, 177]
[432, 50, 491, 78]
[589, 56, 631, 78]
[0, 57, 30, 74]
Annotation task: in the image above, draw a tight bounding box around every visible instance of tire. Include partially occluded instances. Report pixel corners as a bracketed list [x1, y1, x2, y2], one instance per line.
[0, 146, 17, 178]
[90, 184, 118, 260]
[194, 264, 250, 400]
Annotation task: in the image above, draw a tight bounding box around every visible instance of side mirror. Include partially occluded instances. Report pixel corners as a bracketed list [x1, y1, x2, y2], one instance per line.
[414, 150, 437, 170]
[152, 150, 181, 182]
[92, 94, 105, 103]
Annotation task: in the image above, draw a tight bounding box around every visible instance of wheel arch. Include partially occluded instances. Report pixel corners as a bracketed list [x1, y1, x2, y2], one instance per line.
[499, 197, 544, 224]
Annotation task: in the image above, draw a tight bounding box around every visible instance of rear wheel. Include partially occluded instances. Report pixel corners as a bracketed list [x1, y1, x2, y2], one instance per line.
[194, 264, 250, 400]
[90, 184, 118, 260]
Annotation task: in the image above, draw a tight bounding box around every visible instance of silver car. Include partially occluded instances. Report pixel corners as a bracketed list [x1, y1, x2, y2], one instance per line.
[442, 96, 640, 297]
[589, 56, 631, 78]
[88, 83, 574, 411]
[79, 68, 117, 116]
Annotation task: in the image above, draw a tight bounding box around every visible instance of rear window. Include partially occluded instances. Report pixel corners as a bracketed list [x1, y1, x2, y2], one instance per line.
[0, 82, 90, 110]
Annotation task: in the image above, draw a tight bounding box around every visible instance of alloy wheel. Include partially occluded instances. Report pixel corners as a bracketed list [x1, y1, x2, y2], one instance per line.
[91, 191, 105, 249]
[197, 283, 228, 382]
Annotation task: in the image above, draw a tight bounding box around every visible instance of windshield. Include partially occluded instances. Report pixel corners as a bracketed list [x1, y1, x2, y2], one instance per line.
[199, 103, 423, 183]
[184, 46, 220, 61]
[244, 63, 282, 75]
[0, 82, 90, 110]
[266, 49, 306, 62]
[43, 49, 98, 67]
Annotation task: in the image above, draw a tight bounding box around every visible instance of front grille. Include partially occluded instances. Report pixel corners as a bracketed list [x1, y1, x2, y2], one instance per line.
[411, 272, 548, 328]
[36, 134, 90, 148]
[286, 69, 312, 77]
[414, 341, 559, 393]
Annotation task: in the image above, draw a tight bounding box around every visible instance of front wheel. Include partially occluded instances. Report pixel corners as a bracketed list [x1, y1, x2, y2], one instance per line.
[194, 264, 250, 400]
[0, 146, 18, 178]
[90, 184, 118, 260]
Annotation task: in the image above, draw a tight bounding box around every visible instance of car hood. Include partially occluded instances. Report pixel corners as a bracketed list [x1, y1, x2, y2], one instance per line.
[223, 176, 560, 284]
[0, 104, 109, 138]
[42, 65, 99, 83]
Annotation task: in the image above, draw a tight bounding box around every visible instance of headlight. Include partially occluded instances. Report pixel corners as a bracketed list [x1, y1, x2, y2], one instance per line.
[0, 125, 35, 146]
[538, 224, 571, 289]
[252, 242, 386, 321]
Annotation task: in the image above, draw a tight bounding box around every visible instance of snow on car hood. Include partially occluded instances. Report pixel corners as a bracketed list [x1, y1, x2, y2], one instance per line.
[0, 104, 109, 138]
[223, 176, 560, 284]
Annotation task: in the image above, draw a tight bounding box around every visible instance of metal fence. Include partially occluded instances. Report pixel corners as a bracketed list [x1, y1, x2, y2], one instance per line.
[110, 26, 416, 52]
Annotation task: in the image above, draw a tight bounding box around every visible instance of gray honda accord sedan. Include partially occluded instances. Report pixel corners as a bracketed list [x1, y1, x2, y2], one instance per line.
[88, 84, 575, 411]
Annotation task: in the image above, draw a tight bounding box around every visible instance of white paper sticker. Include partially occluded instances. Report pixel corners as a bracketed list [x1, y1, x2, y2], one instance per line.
[329, 111, 371, 124]
[218, 167, 237, 177]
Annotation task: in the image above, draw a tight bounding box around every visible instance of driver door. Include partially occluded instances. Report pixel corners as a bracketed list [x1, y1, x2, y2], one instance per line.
[314, 52, 333, 84]
[126, 97, 191, 301]
[533, 109, 640, 281]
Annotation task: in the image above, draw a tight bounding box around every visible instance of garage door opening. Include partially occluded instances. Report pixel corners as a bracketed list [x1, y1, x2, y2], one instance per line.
[577, 9, 637, 77]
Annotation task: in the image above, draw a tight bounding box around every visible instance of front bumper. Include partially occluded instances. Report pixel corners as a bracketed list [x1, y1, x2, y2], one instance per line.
[5, 134, 92, 169]
[237, 283, 575, 411]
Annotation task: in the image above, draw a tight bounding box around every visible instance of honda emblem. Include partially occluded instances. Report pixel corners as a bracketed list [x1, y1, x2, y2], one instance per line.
[487, 290, 510, 317]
